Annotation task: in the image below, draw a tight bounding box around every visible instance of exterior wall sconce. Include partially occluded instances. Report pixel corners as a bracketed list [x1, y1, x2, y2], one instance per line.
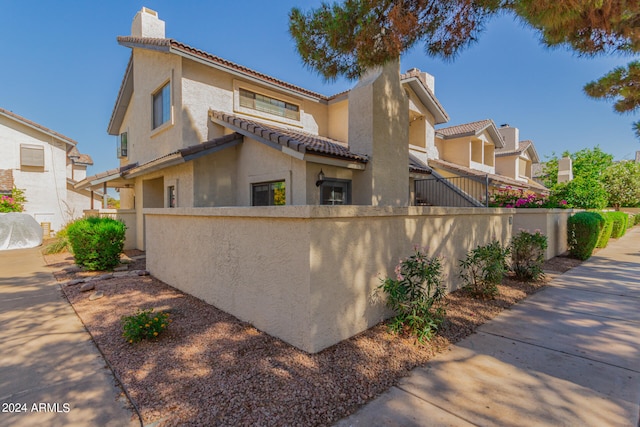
[316, 169, 325, 187]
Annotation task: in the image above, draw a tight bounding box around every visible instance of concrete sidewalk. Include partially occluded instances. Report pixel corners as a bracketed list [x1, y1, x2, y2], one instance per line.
[0, 247, 139, 427]
[337, 227, 640, 427]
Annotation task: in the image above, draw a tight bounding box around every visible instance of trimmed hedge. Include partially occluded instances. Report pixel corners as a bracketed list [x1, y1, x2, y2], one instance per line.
[596, 213, 614, 248]
[608, 211, 628, 239]
[67, 217, 127, 271]
[568, 212, 603, 260]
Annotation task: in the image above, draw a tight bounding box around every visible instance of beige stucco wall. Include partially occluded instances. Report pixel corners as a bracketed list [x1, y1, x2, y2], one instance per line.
[496, 156, 517, 180]
[145, 206, 513, 352]
[512, 209, 576, 259]
[326, 98, 349, 142]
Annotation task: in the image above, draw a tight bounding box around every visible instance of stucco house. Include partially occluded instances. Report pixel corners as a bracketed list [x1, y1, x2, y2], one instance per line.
[0, 107, 102, 234]
[74, 8, 556, 352]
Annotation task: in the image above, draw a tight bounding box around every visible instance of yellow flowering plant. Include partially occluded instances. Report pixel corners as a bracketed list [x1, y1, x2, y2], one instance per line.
[121, 308, 170, 343]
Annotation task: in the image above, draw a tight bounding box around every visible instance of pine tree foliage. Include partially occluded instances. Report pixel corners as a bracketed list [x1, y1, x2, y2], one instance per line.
[289, 0, 502, 80]
[289, 0, 640, 138]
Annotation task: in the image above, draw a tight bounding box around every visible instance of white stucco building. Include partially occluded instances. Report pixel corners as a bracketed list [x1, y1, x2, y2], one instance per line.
[0, 107, 102, 234]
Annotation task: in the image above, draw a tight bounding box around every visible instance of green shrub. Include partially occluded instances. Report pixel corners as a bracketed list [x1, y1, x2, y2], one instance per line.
[379, 247, 446, 343]
[67, 217, 126, 271]
[608, 211, 628, 238]
[121, 309, 171, 343]
[568, 212, 602, 260]
[459, 241, 510, 299]
[635, 213, 640, 226]
[595, 214, 614, 248]
[511, 230, 548, 281]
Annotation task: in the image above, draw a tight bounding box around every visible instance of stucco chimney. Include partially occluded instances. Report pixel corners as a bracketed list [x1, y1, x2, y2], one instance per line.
[636, 150, 640, 163]
[557, 156, 573, 183]
[497, 124, 519, 151]
[131, 7, 165, 38]
[349, 60, 409, 206]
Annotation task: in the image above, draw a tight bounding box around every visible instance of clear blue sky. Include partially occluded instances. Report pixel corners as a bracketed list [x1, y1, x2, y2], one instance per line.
[2, 1, 639, 186]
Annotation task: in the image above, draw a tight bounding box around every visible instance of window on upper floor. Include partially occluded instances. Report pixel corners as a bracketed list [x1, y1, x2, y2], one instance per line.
[239, 88, 300, 121]
[117, 132, 128, 158]
[320, 179, 351, 205]
[152, 82, 171, 129]
[167, 185, 176, 208]
[252, 181, 286, 206]
[20, 144, 44, 171]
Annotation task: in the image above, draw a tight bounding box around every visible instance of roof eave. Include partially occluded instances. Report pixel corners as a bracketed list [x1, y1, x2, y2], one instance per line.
[402, 77, 449, 124]
[107, 56, 134, 136]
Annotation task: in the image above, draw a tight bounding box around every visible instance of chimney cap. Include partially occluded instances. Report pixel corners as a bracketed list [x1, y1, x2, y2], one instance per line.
[500, 123, 510, 128]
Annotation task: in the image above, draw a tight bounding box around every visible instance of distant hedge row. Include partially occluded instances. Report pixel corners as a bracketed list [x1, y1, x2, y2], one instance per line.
[568, 211, 637, 260]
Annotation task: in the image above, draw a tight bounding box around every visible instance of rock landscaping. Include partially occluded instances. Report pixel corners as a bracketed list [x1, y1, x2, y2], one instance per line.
[45, 250, 577, 426]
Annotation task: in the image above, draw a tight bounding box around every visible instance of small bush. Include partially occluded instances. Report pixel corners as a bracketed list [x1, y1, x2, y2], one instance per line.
[608, 211, 628, 238]
[459, 241, 510, 299]
[568, 212, 603, 260]
[379, 247, 446, 343]
[635, 213, 640, 226]
[595, 214, 614, 248]
[67, 217, 126, 271]
[511, 230, 548, 281]
[121, 309, 171, 343]
[43, 225, 71, 254]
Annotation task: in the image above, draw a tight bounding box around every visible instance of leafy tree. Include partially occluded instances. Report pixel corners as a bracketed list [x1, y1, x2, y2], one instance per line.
[602, 160, 640, 209]
[289, 1, 640, 137]
[106, 195, 120, 209]
[543, 146, 613, 209]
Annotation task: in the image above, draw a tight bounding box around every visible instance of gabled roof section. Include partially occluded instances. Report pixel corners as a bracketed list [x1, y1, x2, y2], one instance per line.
[429, 158, 548, 193]
[210, 110, 368, 165]
[495, 140, 540, 163]
[436, 119, 505, 148]
[67, 146, 94, 165]
[76, 133, 245, 189]
[400, 70, 449, 125]
[0, 107, 77, 147]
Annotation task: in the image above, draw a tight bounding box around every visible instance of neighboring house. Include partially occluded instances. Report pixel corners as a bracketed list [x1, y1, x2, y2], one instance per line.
[0, 107, 102, 234]
[76, 7, 547, 249]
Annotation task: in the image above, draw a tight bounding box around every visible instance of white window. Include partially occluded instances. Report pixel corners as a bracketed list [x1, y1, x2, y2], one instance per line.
[152, 82, 171, 129]
[117, 132, 128, 158]
[239, 88, 300, 121]
[20, 144, 44, 170]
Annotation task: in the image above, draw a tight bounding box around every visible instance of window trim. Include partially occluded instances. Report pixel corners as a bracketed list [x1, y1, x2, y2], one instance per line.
[251, 180, 286, 206]
[118, 132, 128, 158]
[151, 80, 172, 132]
[167, 185, 176, 208]
[233, 80, 303, 128]
[20, 144, 45, 171]
[319, 179, 352, 205]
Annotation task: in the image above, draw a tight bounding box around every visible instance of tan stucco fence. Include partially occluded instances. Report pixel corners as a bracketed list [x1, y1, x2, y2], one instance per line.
[512, 208, 576, 260]
[144, 206, 520, 353]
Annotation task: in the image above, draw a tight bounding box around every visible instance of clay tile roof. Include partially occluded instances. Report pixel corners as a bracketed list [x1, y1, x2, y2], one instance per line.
[428, 158, 549, 193]
[0, 107, 78, 147]
[210, 111, 368, 163]
[409, 153, 432, 174]
[67, 146, 94, 165]
[117, 37, 328, 101]
[436, 119, 494, 138]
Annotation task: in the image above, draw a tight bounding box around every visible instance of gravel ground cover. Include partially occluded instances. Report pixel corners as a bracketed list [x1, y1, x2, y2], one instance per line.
[45, 250, 579, 426]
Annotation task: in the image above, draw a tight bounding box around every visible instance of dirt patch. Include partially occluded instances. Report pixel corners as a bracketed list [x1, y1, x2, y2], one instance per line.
[51, 253, 578, 426]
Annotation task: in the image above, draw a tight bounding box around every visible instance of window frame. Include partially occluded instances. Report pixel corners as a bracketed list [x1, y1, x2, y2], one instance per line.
[20, 144, 45, 171]
[251, 180, 286, 206]
[152, 81, 172, 130]
[319, 179, 351, 205]
[167, 185, 176, 208]
[118, 132, 128, 158]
